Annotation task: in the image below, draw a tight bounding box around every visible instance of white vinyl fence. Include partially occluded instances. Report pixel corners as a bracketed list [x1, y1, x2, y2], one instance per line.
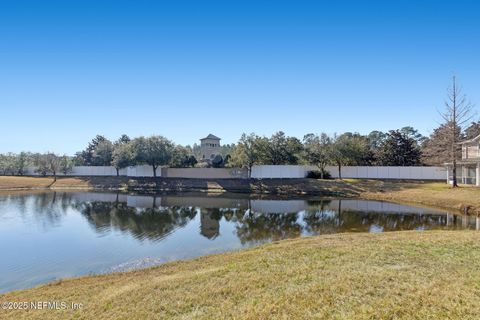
[251, 165, 306, 179]
[321, 166, 447, 180]
[162, 168, 248, 179]
[251, 165, 446, 180]
[127, 165, 156, 177]
[25, 166, 129, 177]
[18, 165, 446, 180]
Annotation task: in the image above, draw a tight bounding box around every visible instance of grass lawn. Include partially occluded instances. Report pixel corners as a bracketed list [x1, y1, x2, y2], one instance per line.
[356, 180, 480, 214]
[0, 176, 92, 190]
[0, 176, 127, 192]
[1, 231, 480, 319]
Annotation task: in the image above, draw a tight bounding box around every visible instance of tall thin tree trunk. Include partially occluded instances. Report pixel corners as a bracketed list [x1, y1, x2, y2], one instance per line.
[452, 77, 458, 188]
[338, 163, 342, 180]
[452, 155, 457, 187]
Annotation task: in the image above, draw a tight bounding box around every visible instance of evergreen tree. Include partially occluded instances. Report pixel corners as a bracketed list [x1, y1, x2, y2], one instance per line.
[377, 130, 422, 166]
[465, 121, 480, 140]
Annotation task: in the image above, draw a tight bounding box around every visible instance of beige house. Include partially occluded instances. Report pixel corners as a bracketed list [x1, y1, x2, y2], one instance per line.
[200, 134, 221, 162]
[446, 134, 480, 186]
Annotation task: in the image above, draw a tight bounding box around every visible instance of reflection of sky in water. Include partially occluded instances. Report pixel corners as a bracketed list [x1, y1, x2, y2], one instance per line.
[0, 192, 474, 293]
[369, 224, 384, 233]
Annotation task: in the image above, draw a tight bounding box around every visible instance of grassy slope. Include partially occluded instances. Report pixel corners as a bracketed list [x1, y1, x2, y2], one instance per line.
[355, 180, 480, 214]
[1, 231, 480, 319]
[1, 176, 480, 213]
[0, 176, 128, 191]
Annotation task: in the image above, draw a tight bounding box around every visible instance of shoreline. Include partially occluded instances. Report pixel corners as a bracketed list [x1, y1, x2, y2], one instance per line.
[0, 176, 479, 214]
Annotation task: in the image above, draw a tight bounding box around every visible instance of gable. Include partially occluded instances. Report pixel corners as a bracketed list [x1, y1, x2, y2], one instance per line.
[200, 134, 221, 141]
[461, 134, 480, 145]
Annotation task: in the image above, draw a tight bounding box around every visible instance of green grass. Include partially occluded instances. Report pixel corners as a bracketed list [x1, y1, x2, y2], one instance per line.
[2, 231, 480, 319]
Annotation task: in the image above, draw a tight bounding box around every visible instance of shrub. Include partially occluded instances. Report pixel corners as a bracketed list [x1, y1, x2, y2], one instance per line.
[211, 155, 224, 168]
[306, 169, 332, 179]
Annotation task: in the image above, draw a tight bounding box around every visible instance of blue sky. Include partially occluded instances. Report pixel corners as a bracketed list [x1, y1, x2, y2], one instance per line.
[0, 0, 479, 155]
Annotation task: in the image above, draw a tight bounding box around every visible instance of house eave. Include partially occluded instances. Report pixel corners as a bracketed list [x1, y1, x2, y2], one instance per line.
[445, 160, 480, 166]
[459, 134, 480, 145]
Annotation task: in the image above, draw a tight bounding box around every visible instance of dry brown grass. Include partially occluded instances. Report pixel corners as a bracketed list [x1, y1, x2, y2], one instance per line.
[1, 231, 480, 319]
[0, 176, 90, 190]
[0, 176, 128, 191]
[357, 180, 480, 214]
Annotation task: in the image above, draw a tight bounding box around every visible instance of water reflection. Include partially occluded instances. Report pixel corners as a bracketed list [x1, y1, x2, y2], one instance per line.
[302, 200, 452, 234]
[68, 193, 464, 244]
[2, 192, 476, 243]
[78, 201, 197, 242]
[236, 212, 302, 245]
[0, 191, 476, 293]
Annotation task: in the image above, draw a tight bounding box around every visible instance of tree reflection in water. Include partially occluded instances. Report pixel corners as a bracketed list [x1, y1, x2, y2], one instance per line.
[303, 199, 451, 234]
[30, 192, 75, 228]
[7, 192, 465, 244]
[79, 200, 197, 242]
[73, 195, 462, 243]
[234, 210, 302, 245]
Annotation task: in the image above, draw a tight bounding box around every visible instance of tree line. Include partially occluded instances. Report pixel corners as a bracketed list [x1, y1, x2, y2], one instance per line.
[0, 152, 74, 180]
[229, 128, 427, 178]
[1, 122, 479, 178]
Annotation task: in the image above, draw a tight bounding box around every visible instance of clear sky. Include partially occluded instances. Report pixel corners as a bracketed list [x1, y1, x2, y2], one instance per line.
[0, 0, 479, 155]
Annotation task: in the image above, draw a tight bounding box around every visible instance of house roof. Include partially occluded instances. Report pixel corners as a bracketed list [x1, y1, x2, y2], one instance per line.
[445, 159, 480, 166]
[460, 134, 480, 145]
[200, 134, 221, 140]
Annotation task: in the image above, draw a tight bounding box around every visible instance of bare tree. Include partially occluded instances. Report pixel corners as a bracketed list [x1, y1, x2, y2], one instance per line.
[440, 76, 475, 187]
[421, 123, 461, 166]
[34, 153, 61, 181]
[60, 155, 74, 175]
[46, 153, 61, 181]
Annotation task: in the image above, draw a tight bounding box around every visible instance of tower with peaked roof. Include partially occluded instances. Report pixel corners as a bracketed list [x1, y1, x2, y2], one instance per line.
[200, 134, 221, 162]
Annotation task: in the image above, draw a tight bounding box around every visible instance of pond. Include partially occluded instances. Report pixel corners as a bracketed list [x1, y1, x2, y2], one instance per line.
[0, 191, 475, 293]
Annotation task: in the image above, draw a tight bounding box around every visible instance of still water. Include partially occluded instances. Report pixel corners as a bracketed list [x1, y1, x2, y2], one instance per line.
[0, 191, 474, 293]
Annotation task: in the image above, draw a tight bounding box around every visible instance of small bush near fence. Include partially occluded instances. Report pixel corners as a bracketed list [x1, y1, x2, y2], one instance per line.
[306, 170, 332, 179]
